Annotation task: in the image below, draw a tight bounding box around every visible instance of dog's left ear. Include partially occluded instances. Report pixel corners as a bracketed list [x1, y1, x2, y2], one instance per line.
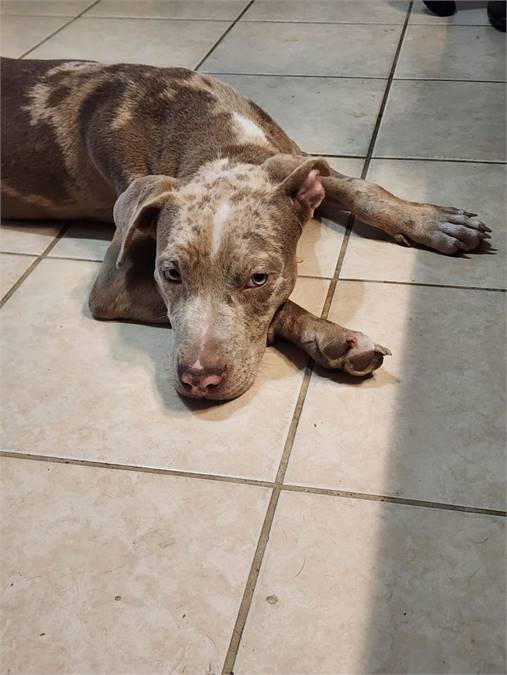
[264, 155, 331, 222]
[113, 175, 179, 267]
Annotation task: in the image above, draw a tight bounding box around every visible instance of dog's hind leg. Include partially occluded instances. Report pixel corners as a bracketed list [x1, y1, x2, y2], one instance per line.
[268, 300, 390, 376]
[319, 169, 491, 255]
[89, 233, 169, 325]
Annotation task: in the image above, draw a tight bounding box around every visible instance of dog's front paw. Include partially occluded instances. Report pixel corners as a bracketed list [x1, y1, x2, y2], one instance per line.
[313, 324, 391, 377]
[399, 204, 491, 255]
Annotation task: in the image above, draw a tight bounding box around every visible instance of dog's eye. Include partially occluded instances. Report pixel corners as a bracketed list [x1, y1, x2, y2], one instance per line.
[163, 266, 182, 283]
[246, 272, 268, 288]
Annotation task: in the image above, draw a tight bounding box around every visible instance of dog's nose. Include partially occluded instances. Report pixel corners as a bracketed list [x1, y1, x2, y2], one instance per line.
[178, 365, 225, 398]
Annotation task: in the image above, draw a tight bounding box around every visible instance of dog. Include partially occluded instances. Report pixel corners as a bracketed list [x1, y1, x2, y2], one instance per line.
[1, 57, 491, 400]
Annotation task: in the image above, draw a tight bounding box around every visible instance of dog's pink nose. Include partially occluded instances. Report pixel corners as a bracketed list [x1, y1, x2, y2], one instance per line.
[178, 366, 225, 398]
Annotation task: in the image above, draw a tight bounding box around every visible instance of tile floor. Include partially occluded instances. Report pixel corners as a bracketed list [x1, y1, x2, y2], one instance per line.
[0, 1, 505, 674]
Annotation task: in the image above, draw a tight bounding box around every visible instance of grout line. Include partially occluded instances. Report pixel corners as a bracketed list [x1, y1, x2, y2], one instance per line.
[19, 0, 101, 58]
[45, 254, 103, 263]
[361, 2, 414, 177]
[0, 251, 39, 259]
[371, 156, 506, 165]
[5, 14, 494, 28]
[310, 153, 366, 160]
[222, 7, 415, 670]
[194, 0, 255, 71]
[296, 273, 333, 281]
[395, 77, 507, 84]
[310, 154, 506, 166]
[221, 365, 317, 673]
[239, 19, 410, 25]
[13, 16, 250, 22]
[0, 452, 274, 490]
[1, 16, 404, 25]
[204, 71, 506, 85]
[0, 250, 42, 258]
[0, 225, 70, 308]
[2, 451, 504, 518]
[282, 484, 506, 518]
[207, 71, 390, 80]
[221, 486, 282, 674]
[338, 278, 506, 293]
[0, 250, 103, 264]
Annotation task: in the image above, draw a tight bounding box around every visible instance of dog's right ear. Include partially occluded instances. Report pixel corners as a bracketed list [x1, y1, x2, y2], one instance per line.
[113, 175, 179, 268]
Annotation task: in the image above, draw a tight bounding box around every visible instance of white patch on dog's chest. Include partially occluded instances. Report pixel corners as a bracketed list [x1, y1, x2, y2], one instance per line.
[232, 112, 267, 145]
[211, 200, 231, 255]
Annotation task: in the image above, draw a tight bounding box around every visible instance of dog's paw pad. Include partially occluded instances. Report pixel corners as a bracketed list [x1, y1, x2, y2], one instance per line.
[342, 343, 391, 376]
[331, 332, 391, 376]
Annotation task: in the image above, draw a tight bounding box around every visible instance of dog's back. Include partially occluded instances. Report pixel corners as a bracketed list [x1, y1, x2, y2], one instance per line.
[1, 57, 297, 222]
[1, 58, 84, 219]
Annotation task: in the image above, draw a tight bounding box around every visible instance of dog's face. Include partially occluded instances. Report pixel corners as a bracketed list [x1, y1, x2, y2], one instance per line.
[114, 155, 329, 400]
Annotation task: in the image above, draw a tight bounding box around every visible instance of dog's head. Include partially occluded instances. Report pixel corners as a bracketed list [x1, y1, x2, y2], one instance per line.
[113, 155, 330, 400]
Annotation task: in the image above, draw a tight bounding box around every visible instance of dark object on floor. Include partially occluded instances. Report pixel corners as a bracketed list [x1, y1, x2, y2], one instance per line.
[423, 1, 456, 16]
[487, 1, 506, 31]
[423, 0, 506, 31]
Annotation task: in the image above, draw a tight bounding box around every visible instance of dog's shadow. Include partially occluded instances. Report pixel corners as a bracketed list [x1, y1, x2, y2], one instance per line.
[90, 308, 311, 421]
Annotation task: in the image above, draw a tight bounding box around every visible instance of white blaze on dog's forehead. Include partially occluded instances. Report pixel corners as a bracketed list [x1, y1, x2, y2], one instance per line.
[232, 112, 267, 145]
[211, 200, 231, 255]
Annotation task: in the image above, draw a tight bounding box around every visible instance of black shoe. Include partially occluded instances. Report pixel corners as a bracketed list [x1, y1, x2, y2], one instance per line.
[487, 1, 506, 31]
[422, 1, 456, 16]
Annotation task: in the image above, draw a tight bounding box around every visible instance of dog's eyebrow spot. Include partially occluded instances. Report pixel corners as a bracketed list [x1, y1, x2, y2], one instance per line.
[232, 112, 267, 146]
[211, 200, 231, 255]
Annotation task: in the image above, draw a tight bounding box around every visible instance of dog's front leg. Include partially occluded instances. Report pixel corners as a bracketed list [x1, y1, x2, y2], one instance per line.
[320, 172, 491, 254]
[268, 301, 391, 376]
[89, 233, 169, 325]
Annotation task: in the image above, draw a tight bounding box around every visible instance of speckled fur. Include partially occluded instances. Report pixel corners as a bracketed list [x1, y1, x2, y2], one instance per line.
[2, 58, 489, 399]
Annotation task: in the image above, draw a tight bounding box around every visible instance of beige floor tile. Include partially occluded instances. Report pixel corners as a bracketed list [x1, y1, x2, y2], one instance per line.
[204, 23, 401, 77]
[0, 0, 91, 15]
[286, 281, 506, 510]
[0, 456, 269, 675]
[27, 17, 230, 67]
[324, 157, 365, 177]
[396, 25, 506, 81]
[0, 253, 35, 297]
[0, 258, 329, 480]
[235, 491, 506, 674]
[410, 0, 490, 25]
[1, 221, 61, 255]
[48, 221, 114, 260]
[213, 75, 386, 156]
[297, 157, 364, 278]
[341, 160, 506, 289]
[0, 14, 68, 56]
[86, 0, 249, 20]
[375, 80, 506, 162]
[243, 0, 408, 23]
